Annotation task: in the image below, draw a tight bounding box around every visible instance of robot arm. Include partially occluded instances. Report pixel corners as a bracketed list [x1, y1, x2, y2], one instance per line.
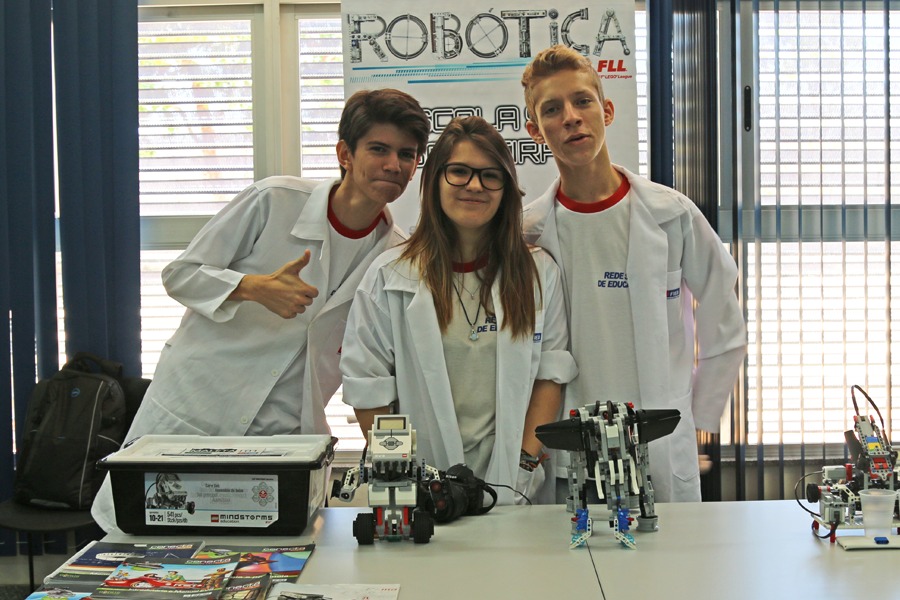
[422, 464, 441, 482]
[334, 465, 363, 502]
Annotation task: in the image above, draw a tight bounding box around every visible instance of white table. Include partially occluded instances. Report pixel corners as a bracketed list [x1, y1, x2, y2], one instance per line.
[102, 500, 899, 600]
[585, 499, 898, 599]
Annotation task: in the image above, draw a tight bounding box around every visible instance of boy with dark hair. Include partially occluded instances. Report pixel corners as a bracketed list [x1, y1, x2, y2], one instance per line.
[92, 89, 430, 530]
[337, 88, 429, 176]
[521, 45, 746, 502]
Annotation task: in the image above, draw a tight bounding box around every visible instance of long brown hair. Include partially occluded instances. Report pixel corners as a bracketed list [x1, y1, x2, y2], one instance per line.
[401, 116, 541, 339]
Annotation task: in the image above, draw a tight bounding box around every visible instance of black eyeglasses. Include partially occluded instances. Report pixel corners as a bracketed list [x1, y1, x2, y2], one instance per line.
[442, 163, 506, 191]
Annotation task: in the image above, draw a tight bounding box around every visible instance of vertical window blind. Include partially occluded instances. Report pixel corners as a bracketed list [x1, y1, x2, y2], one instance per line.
[738, 3, 896, 497]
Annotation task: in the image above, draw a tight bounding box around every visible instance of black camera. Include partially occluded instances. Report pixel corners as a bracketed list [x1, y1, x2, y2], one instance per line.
[417, 464, 497, 523]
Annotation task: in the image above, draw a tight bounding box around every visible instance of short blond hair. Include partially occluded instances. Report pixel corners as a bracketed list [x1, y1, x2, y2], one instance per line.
[521, 45, 605, 121]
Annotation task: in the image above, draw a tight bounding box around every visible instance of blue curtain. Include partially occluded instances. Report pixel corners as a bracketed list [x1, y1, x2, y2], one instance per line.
[54, 0, 141, 377]
[648, 0, 674, 189]
[1, 0, 139, 556]
[1, 0, 56, 556]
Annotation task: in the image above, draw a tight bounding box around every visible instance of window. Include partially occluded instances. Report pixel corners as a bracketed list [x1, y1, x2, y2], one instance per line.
[139, 18, 254, 218]
[738, 2, 898, 455]
[297, 17, 343, 179]
[138, 10, 257, 378]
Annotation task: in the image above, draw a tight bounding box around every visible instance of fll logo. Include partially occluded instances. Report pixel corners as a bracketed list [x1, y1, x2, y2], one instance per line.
[597, 59, 628, 73]
[70, 388, 81, 398]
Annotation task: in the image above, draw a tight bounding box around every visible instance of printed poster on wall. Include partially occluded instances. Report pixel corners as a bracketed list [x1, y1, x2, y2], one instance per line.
[341, 0, 639, 234]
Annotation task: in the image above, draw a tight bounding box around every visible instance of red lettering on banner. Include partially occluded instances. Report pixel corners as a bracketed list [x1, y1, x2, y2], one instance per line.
[597, 59, 627, 73]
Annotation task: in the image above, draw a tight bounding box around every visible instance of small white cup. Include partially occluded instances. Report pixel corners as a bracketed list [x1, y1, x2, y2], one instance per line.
[858, 489, 898, 538]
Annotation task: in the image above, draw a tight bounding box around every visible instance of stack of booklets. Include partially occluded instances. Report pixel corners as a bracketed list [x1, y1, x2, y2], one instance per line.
[28, 542, 315, 600]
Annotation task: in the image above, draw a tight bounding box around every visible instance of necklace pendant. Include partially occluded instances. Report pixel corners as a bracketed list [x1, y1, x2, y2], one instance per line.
[469, 328, 479, 342]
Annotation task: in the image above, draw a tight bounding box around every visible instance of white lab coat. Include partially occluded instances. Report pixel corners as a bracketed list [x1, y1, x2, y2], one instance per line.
[523, 166, 747, 502]
[340, 246, 577, 505]
[91, 176, 403, 531]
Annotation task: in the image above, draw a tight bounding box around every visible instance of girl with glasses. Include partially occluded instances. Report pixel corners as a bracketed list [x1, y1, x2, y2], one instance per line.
[340, 116, 576, 504]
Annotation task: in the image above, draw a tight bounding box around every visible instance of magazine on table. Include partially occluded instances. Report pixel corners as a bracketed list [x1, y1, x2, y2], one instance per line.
[220, 573, 272, 600]
[192, 544, 315, 582]
[32, 581, 101, 595]
[35, 540, 314, 598]
[26, 588, 96, 600]
[43, 540, 204, 590]
[90, 554, 241, 599]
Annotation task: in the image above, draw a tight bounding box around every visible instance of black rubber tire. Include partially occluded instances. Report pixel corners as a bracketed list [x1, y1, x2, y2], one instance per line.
[412, 509, 434, 544]
[353, 512, 376, 545]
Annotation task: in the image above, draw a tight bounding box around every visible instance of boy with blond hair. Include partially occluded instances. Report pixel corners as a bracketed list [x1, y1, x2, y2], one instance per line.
[521, 45, 746, 502]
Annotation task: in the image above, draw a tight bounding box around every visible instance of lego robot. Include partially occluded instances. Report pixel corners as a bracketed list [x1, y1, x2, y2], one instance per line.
[333, 414, 438, 544]
[803, 387, 899, 542]
[145, 473, 196, 514]
[536, 401, 680, 549]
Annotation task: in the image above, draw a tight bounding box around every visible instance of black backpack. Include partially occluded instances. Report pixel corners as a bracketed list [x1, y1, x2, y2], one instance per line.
[14, 352, 150, 510]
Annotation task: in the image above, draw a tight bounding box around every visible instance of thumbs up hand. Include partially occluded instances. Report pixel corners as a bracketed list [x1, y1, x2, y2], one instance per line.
[230, 250, 320, 318]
